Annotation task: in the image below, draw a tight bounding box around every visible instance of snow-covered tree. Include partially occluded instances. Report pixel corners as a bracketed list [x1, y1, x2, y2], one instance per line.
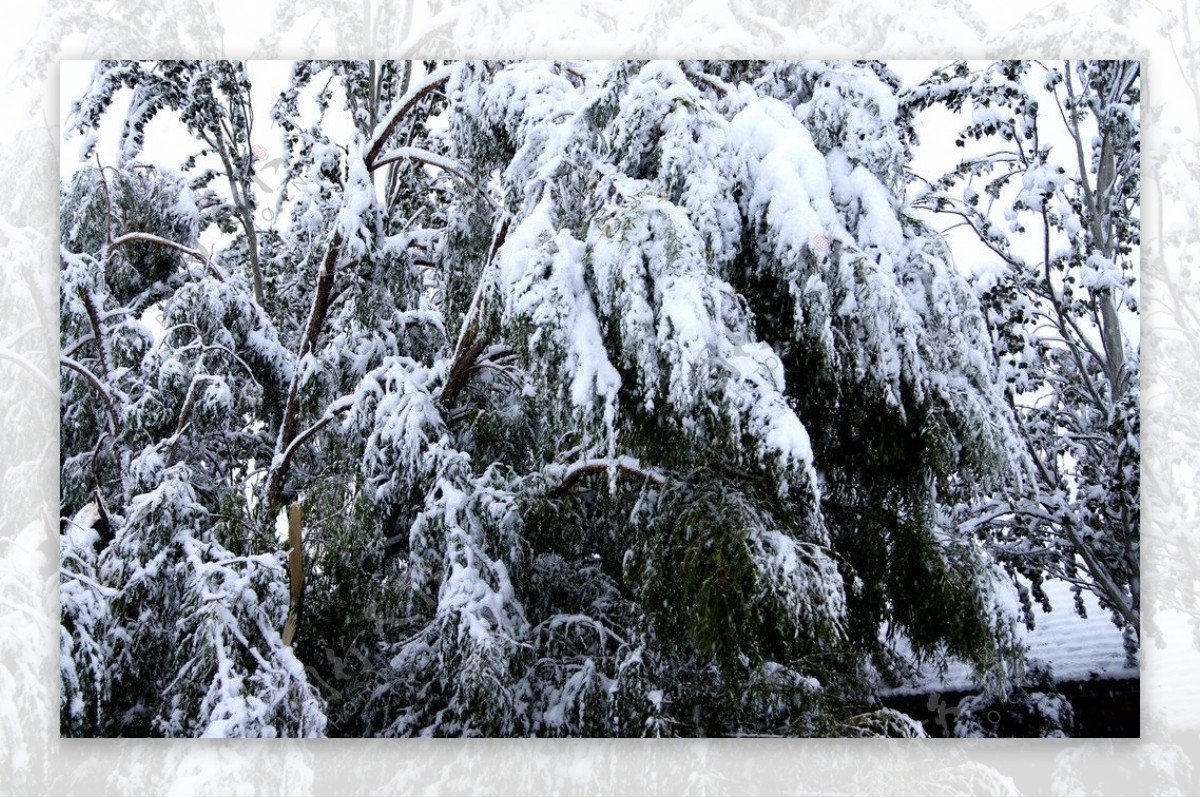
[61, 59, 1031, 737]
[904, 60, 1141, 655]
[59, 152, 323, 736]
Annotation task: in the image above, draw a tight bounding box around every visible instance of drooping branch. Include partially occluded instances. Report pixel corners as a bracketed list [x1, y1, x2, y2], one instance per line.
[365, 65, 454, 171]
[163, 343, 259, 469]
[372, 146, 501, 212]
[60, 355, 121, 438]
[265, 395, 355, 514]
[106, 232, 227, 281]
[993, 433, 1142, 637]
[551, 457, 668, 497]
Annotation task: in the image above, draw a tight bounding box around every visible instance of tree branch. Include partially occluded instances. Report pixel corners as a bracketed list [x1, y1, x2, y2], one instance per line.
[372, 146, 501, 212]
[365, 65, 454, 170]
[106, 232, 227, 281]
[266, 396, 355, 513]
[199, 124, 262, 303]
[264, 232, 344, 516]
[60, 356, 121, 437]
[551, 457, 667, 496]
[438, 336, 487, 410]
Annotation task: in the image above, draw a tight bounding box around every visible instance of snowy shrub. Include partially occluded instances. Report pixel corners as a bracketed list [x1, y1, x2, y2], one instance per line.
[954, 660, 1075, 738]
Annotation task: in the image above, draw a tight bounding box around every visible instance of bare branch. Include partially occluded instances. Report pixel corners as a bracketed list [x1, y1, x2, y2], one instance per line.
[372, 146, 501, 212]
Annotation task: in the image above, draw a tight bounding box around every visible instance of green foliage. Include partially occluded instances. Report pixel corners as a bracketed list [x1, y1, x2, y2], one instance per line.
[61, 168, 199, 306]
[633, 478, 836, 679]
[60, 59, 1054, 738]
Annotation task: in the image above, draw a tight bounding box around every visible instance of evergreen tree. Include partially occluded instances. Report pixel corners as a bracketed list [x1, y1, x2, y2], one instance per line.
[61, 59, 1030, 737]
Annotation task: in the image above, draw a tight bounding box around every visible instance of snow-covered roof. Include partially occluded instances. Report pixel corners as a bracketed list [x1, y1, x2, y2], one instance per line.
[886, 579, 1138, 696]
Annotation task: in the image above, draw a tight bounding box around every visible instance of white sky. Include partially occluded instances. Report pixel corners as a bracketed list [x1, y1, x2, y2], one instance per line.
[60, 60, 305, 177]
[57, 59, 985, 251]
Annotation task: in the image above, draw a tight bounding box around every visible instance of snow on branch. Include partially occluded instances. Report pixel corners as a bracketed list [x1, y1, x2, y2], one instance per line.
[365, 65, 454, 170]
[60, 355, 121, 437]
[548, 456, 667, 496]
[106, 231, 227, 282]
[372, 145, 500, 212]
